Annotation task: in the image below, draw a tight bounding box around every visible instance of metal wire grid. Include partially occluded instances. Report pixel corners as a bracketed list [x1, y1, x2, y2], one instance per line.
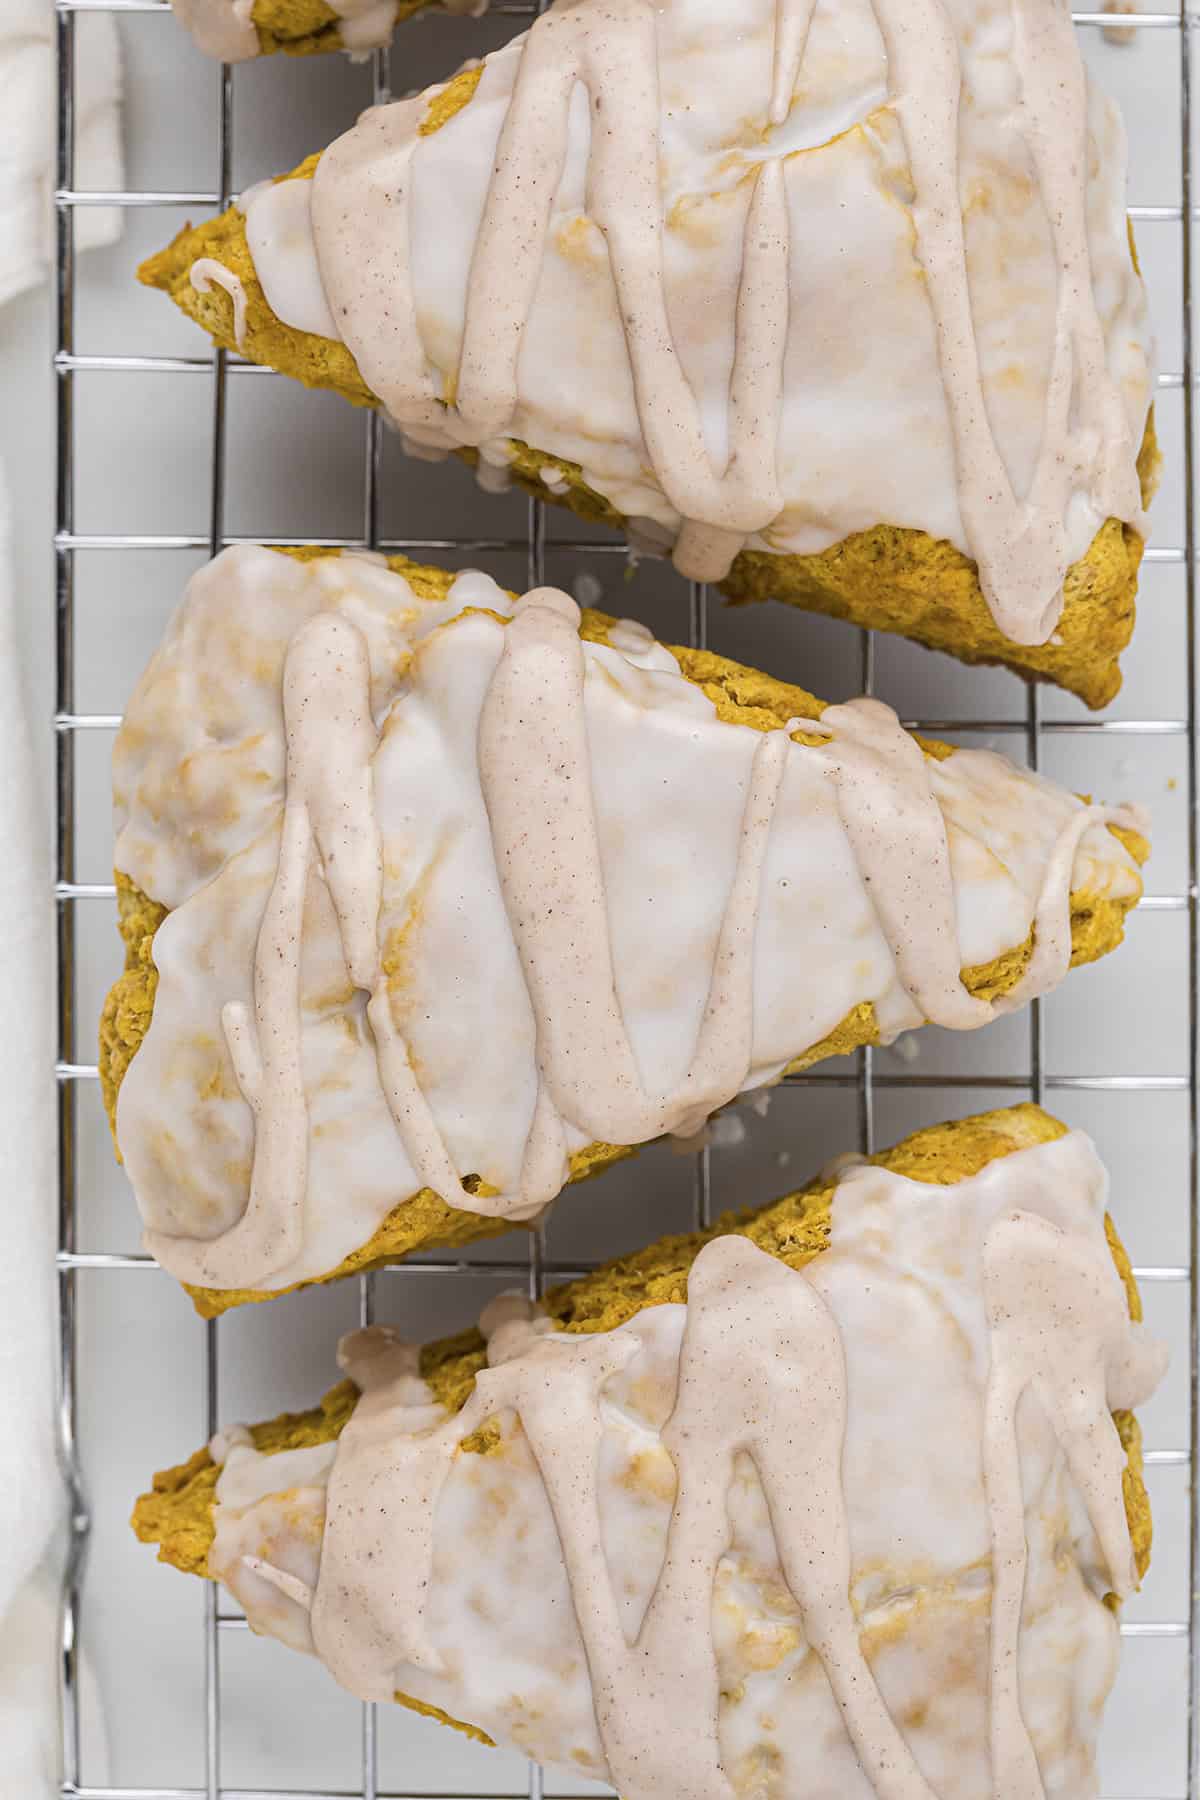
[48, 4, 1199, 1796]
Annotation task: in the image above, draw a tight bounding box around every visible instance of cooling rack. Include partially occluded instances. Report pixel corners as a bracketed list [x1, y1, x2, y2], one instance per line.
[48, 4, 1199, 1796]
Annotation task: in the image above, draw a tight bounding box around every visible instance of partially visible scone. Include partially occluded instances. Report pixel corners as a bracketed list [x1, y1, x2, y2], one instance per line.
[169, 0, 435, 62]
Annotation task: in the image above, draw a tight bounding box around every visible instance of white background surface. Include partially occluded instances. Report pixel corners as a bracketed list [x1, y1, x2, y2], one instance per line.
[29, 7, 1195, 1795]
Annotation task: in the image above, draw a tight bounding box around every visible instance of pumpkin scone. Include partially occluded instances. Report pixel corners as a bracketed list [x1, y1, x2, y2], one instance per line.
[168, 0, 482, 62]
[133, 1104, 1166, 1799]
[103, 545, 1148, 1315]
[142, 0, 1157, 705]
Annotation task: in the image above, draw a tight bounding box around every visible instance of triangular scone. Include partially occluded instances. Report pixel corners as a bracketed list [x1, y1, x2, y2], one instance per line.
[169, 0, 443, 62]
[142, 0, 1156, 706]
[132, 1105, 1164, 1797]
[104, 545, 1147, 1315]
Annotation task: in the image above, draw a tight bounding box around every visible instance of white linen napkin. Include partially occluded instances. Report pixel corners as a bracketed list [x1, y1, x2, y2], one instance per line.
[0, 463, 60, 1800]
[0, 4, 123, 1793]
[0, 1, 123, 306]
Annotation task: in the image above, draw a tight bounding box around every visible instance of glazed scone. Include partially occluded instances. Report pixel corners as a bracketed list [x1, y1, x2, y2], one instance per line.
[169, 0, 476, 61]
[133, 1105, 1166, 1800]
[103, 545, 1148, 1315]
[142, 0, 1157, 705]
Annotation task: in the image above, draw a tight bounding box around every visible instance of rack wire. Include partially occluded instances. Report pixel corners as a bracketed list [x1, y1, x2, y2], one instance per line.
[51, 4, 1198, 1797]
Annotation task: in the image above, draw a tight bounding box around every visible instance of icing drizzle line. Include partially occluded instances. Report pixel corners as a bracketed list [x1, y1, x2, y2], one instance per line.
[189, 258, 248, 351]
[981, 1209, 1164, 1796]
[870, 0, 1142, 644]
[453, 0, 790, 586]
[476, 590, 790, 1148]
[308, 1207, 1165, 1799]
[143, 588, 1137, 1289]
[313, 0, 1143, 641]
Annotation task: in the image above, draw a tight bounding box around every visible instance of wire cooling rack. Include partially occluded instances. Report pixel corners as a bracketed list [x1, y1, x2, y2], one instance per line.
[49, 4, 1199, 1797]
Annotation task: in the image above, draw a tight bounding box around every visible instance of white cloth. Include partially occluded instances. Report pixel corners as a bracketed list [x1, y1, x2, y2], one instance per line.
[0, 4, 123, 1793]
[0, 1, 123, 307]
[0, 1571, 65, 1797]
[0, 468, 60, 1799]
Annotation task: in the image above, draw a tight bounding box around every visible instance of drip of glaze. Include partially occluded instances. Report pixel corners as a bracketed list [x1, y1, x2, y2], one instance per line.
[170, 0, 257, 62]
[189, 259, 248, 350]
[981, 1210, 1168, 1798]
[142, 588, 1139, 1290]
[310, 0, 1143, 637]
[334, 0, 400, 57]
[312, 1207, 1160, 1799]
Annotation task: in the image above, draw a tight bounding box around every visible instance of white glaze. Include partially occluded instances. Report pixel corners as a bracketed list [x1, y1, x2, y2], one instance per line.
[114, 548, 1144, 1293]
[262, 0, 1160, 640]
[474, 589, 791, 1149]
[244, 181, 339, 339]
[189, 259, 247, 350]
[207, 1129, 1167, 1797]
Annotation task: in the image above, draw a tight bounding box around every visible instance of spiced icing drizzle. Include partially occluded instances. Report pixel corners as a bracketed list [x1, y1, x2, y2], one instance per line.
[207, 1131, 1168, 1798]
